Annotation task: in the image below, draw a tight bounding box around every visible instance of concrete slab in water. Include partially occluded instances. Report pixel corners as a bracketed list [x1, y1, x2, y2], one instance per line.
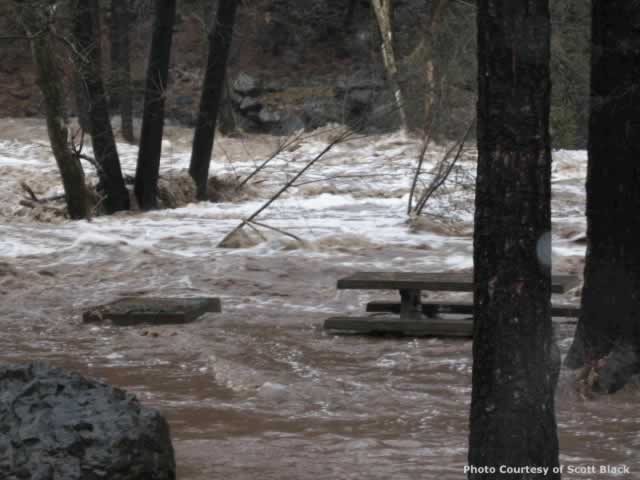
[83, 297, 221, 326]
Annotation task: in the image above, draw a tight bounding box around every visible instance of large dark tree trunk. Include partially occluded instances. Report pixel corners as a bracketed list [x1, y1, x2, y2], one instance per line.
[134, 0, 176, 210]
[564, 2, 640, 392]
[469, 1, 559, 478]
[18, 4, 89, 220]
[110, 0, 135, 143]
[74, 0, 130, 213]
[189, 0, 239, 200]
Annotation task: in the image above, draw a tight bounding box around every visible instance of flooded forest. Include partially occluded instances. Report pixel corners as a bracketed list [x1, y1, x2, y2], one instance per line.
[0, 1, 638, 479]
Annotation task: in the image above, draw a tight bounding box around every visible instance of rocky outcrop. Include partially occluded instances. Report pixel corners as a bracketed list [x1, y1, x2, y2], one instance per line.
[0, 363, 176, 480]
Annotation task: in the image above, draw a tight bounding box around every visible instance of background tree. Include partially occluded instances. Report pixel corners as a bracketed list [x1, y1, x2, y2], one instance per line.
[550, 0, 590, 148]
[74, 0, 130, 213]
[134, 0, 176, 210]
[70, 0, 100, 135]
[189, 0, 239, 200]
[16, 0, 89, 219]
[110, 0, 135, 143]
[370, 0, 407, 130]
[469, 0, 560, 477]
[564, 1, 640, 392]
[422, 0, 449, 131]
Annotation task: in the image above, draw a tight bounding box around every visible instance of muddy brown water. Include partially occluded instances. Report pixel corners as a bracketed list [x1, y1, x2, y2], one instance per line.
[1, 246, 638, 480]
[1, 120, 637, 478]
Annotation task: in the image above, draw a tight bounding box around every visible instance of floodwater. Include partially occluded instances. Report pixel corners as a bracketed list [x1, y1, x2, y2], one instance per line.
[0, 118, 637, 479]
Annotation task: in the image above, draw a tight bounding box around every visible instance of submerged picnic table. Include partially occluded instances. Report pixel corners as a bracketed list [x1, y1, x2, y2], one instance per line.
[324, 271, 580, 337]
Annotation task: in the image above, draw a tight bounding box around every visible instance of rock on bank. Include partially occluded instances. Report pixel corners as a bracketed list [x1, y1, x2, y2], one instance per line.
[0, 363, 175, 480]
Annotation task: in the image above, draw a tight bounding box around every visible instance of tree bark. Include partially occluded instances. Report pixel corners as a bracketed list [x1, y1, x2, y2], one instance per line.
[73, 0, 129, 213]
[73, 71, 92, 134]
[134, 0, 176, 210]
[469, 1, 559, 478]
[217, 76, 237, 136]
[18, 4, 89, 220]
[110, 0, 135, 143]
[564, 1, 640, 391]
[189, 0, 239, 200]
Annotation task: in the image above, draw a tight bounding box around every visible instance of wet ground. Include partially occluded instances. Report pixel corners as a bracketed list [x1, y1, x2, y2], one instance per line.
[0, 118, 637, 479]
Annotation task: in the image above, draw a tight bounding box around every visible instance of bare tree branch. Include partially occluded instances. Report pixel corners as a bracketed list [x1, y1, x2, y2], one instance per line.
[414, 117, 475, 215]
[218, 128, 354, 247]
[249, 220, 305, 244]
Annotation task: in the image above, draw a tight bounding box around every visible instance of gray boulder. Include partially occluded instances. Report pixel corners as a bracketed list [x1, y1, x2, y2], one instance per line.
[0, 363, 175, 480]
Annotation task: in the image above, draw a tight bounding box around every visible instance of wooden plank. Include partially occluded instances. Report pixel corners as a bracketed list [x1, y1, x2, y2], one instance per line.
[83, 297, 221, 326]
[337, 271, 579, 294]
[366, 300, 580, 318]
[337, 272, 474, 292]
[324, 316, 473, 337]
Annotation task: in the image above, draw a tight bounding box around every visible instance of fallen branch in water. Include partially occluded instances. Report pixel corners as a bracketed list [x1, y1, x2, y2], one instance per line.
[20, 182, 65, 203]
[19, 199, 65, 213]
[245, 221, 268, 242]
[20, 181, 39, 202]
[249, 220, 305, 244]
[218, 128, 355, 248]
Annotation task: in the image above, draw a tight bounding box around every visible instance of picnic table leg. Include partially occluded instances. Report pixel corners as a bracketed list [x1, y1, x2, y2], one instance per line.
[399, 289, 425, 321]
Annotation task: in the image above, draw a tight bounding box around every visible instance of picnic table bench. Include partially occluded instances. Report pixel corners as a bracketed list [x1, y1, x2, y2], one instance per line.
[324, 271, 580, 337]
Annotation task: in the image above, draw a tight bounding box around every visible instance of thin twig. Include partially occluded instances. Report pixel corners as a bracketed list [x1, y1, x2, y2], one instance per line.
[414, 117, 475, 215]
[0, 29, 46, 41]
[408, 132, 433, 214]
[235, 131, 305, 192]
[293, 173, 387, 187]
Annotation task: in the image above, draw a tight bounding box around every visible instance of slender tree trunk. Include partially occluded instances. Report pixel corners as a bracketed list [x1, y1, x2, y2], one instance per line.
[134, 0, 176, 210]
[564, 1, 640, 391]
[217, 77, 237, 136]
[110, 0, 135, 143]
[74, 0, 129, 213]
[189, 0, 239, 200]
[423, 0, 449, 132]
[72, 0, 99, 134]
[18, 4, 89, 219]
[370, 0, 407, 130]
[73, 72, 92, 133]
[469, 1, 559, 478]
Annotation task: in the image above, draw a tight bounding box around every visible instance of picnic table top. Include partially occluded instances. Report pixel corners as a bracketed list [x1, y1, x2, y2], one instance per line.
[336, 271, 580, 294]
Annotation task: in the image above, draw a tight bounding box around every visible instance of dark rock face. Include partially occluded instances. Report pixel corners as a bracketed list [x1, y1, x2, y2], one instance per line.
[0, 363, 176, 480]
